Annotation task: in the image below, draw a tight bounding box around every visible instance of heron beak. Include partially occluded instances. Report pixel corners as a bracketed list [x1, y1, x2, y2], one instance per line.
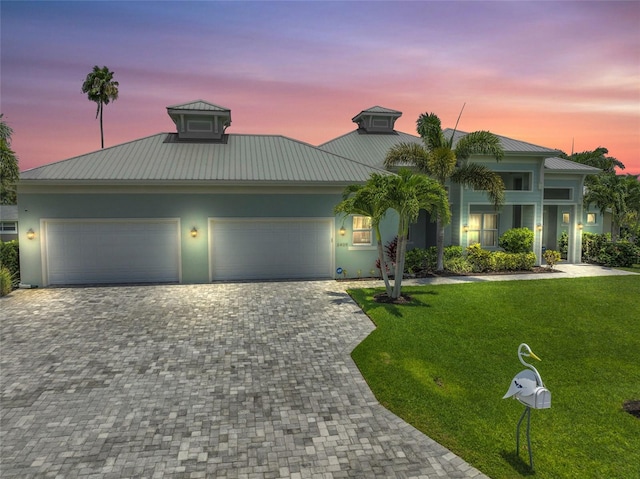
[529, 351, 542, 361]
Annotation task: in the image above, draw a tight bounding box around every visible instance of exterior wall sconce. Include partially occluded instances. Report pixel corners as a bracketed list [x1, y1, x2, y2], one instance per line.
[577, 223, 583, 230]
[26, 228, 36, 240]
[462, 224, 469, 233]
[190, 227, 198, 238]
[339, 226, 346, 236]
[536, 224, 543, 232]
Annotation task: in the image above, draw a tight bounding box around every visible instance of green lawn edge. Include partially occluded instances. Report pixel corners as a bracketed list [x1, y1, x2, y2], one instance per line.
[348, 276, 640, 479]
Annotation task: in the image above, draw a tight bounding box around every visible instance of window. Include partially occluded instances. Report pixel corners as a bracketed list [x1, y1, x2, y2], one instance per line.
[496, 172, 531, 191]
[544, 188, 572, 200]
[467, 213, 498, 247]
[562, 213, 570, 224]
[0, 222, 17, 233]
[586, 213, 596, 224]
[352, 216, 372, 245]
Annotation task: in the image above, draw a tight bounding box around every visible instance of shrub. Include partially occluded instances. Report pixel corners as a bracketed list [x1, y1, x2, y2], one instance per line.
[597, 241, 640, 267]
[582, 233, 640, 267]
[444, 245, 464, 260]
[0, 240, 19, 289]
[466, 243, 495, 272]
[559, 231, 569, 259]
[0, 266, 13, 296]
[543, 249, 562, 270]
[498, 228, 534, 253]
[444, 256, 473, 274]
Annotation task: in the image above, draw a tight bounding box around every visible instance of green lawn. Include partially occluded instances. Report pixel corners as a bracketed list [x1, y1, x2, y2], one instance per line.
[348, 276, 640, 479]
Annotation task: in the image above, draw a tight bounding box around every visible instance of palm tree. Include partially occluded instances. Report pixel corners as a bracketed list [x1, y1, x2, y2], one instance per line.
[384, 112, 505, 271]
[385, 169, 450, 299]
[335, 169, 449, 300]
[0, 114, 19, 205]
[585, 173, 640, 239]
[335, 173, 395, 297]
[81, 65, 119, 149]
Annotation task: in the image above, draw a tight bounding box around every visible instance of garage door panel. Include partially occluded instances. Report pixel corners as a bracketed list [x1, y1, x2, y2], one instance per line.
[211, 219, 332, 281]
[45, 221, 180, 285]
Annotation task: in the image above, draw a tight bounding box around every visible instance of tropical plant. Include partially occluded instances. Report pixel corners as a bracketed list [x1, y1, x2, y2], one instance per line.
[335, 173, 395, 296]
[559, 146, 625, 174]
[543, 249, 562, 270]
[385, 169, 450, 299]
[384, 111, 504, 271]
[81, 65, 119, 149]
[584, 174, 640, 240]
[335, 169, 450, 300]
[0, 114, 19, 205]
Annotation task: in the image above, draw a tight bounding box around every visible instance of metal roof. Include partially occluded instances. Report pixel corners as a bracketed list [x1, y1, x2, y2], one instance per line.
[0, 205, 18, 222]
[352, 106, 402, 122]
[544, 157, 601, 173]
[21, 133, 389, 184]
[320, 130, 421, 167]
[442, 129, 560, 154]
[166, 100, 230, 112]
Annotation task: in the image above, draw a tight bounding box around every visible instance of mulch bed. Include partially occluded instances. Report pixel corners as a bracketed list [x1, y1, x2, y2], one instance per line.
[623, 400, 640, 419]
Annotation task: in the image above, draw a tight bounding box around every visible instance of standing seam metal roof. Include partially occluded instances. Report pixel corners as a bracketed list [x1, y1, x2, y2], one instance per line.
[20, 133, 390, 183]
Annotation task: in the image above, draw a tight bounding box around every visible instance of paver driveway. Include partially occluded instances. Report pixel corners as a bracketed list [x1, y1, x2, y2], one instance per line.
[1, 282, 486, 478]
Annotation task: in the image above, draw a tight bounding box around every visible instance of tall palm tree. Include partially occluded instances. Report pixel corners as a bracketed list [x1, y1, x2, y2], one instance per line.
[384, 112, 505, 271]
[81, 65, 119, 149]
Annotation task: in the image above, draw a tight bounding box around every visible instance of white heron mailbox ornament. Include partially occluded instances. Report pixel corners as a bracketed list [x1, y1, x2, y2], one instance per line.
[503, 343, 551, 471]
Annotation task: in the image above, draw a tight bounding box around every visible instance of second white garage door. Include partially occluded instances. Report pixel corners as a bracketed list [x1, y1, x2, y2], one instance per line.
[210, 218, 333, 281]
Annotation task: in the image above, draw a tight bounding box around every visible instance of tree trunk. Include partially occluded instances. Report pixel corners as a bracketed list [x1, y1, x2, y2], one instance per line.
[375, 226, 393, 297]
[436, 214, 445, 271]
[392, 219, 408, 299]
[99, 101, 104, 149]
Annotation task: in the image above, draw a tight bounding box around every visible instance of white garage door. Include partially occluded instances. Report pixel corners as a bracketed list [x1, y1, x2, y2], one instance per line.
[210, 218, 333, 281]
[45, 220, 180, 285]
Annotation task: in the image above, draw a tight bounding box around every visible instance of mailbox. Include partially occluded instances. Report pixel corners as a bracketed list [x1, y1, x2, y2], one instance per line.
[518, 386, 551, 409]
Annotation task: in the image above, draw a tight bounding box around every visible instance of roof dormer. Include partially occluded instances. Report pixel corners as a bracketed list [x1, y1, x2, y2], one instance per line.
[352, 106, 402, 134]
[167, 100, 231, 141]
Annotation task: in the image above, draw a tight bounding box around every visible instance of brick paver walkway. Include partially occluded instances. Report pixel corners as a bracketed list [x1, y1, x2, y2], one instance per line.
[1, 282, 486, 478]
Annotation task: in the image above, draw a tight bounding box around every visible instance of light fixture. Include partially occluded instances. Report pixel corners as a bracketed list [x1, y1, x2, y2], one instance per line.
[339, 226, 346, 236]
[26, 228, 36, 240]
[462, 224, 469, 233]
[577, 223, 583, 230]
[190, 227, 198, 238]
[536, 224, 543, 231]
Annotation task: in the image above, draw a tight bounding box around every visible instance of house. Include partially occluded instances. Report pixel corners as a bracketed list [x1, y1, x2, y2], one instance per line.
[320, 107, 601, 263]
[0, 205, 19, 241]
[18, 101, 599, 287]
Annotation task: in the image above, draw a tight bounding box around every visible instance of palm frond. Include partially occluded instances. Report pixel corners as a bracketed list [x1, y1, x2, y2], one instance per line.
[416, 113, 445, 150]
[384, 142, 430, 173]
[452, 163, 505, 208]
[455, 130, 504, 162]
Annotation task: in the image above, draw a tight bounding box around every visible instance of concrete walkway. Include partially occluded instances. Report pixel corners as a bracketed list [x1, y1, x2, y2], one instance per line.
[1, 265, 635, 478]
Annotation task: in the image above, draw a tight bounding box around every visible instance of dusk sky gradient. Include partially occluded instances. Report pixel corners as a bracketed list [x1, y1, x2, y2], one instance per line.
[2, 1, 639, 174]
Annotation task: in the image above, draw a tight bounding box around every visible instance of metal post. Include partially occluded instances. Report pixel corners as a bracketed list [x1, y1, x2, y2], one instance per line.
[516, 406, 534, 471]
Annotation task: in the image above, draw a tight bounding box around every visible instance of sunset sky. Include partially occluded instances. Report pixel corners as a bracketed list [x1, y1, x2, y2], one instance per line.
[2, 1, 639, 174]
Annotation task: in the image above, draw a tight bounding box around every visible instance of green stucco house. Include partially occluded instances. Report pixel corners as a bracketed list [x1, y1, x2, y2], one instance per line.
[18, 101, 600, 286]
